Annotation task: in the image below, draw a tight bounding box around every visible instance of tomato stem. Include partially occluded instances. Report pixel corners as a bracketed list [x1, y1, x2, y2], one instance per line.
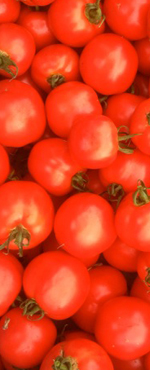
[20, 298, 45, 321]
[145, 267, 150, 287]
[0, 50, 18, 79]
[0, 224, 31, 257]
[72, 171, 90, 192]
[133, 180, 150, 206]
[85, 0, 105, 26]
[117, 126, 142, 154]
[101, 183, 125, 209]
[47, 74, 66, 89]
[146, 113, 150, 125]
[52, 350, 78, 370]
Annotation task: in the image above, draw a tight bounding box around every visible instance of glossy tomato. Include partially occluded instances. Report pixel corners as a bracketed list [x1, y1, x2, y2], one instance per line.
[86, 169, 105, 194]
[110, 355, 145, 370]
[130, 98, 150, 155]
[103, 238, 139, 272]
[0, 0, 20, 23]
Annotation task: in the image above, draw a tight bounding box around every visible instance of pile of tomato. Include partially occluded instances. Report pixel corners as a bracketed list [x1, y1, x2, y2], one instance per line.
[1, 0, 150, 369]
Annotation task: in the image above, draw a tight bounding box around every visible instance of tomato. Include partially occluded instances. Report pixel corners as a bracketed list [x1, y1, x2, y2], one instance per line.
[103, 0, 149, 40]
[63, 330, 95, 342]
[20, 0, 55, 5]
[133, 38, 150, 76]
[0, 145, 10, 184]
[0, 79, 46, 147]
[0, 358, 3, 370]
[86, 169, 105, 194]
[133, 73, 149, 98]
[104, 93, 145, 129]
[40, 338, 114, 370]
[103, 238, 139, 272]
[0, 0, 20, 23]
[73, 265, 127, 333]
[137, 252, 150, 288]
[23, 251, 90, 320]
[45, 81, 102, 138]
[2, 358, 39, 370]
[0, 181, 54, 256]
[99, 150, 150, 193]
[17, 70, 46, 100]
[0, 252, 23, 316]
[95, 296, 150, 360]
[54, 192, 117, 259]
[130, 276, 150, 304]
[80, 33, 138, 95]
[130, 98, 150, 155]
[110, 355, 145, 370]
[0, 23, 35, 79]
[0, 307, 57, 368]
[48, 0, 105, 48]
[28, 138, 84, 196]
[31, 44, 80, 93]
[145, 352, 150, 370]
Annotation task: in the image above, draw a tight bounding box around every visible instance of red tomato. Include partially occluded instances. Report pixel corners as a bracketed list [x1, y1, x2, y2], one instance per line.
[80, 33, 138, 95]
[103, 238, 139, 272]
[54, 192, 117, 259]
[63, 330, 95, 342]
[68, 114, 118, 169]
[31, 44, 80, 93]
[20, 0, 55, 5]
[0, 307, 57, 368]
[0, 79, 46, 148]
[130, 276, 150, 304]
[28, 138, 84, 196]
[0, 181, 54, 255]
[0, 23, 35, 78]
[103, 0, 149, 40]
[86, 169, 105, 194]
[73, 265, 127, 333]
[0, 145, 10, 184]
[23, 251, 90, 320]
[133, 72, 149, 98]
[48, 0, 105, 48]
[40, 338, 114, 370]
[17, 70, 46, 100]
[0, 0, 20, 23]
[130, 98, 150, 155]
[0, 358, 4, 370]
[137, 252, 150, 287]
[95, 296, 150, 360]
[2, 358, 39, 370]
[45, 81, 102, 138]
[134, 38, 150, 76]
[99, 150, 150, 193]
[110, 355, 145, 370]
[0, 252, 23, 316]
[145, 352, 150, 370]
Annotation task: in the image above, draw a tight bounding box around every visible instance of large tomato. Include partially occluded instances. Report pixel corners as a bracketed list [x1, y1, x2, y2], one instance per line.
[130, 98, 150, 156]
[0, 0, 20, 24]
[103, 238, 139, 272]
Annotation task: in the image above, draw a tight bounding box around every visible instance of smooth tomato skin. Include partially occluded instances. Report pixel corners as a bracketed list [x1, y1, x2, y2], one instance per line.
[130, 98, 150, 155]
[133, 38, 150, 76]
[23, 251, 90, 320]
[80, 33, 138, 95]
[48, 0, 105, 48]
[110, 355, 145, 370]
[104, 93, 145, 128]
[0, 252, 23, 317]
[45, 81, 102, 138]
[145, 352, 150, 370]
[0, 308, 57, 369]
[103, 238, 139, 272]
[130, 276, 150, 304]
[68, 114, 118, 169]
[73, 265, 127, 333]
[54, 192, 117, 259]
[28, 138, 84, 196]
[99, 150, 150, 193]
[0, 0, 20, 23]
[63, 330, 95, 342]
[137, 252, 150, 282]
[0, 181, 54, 251]
[0, 23, 35, 78]
[0, 79, 46, 148]
[31, 44, 80, 93]
[40, 339, 114, 370]
[95, 296, 150, 360]
[17, 70, 46, 100]
[0, 145, 10, 184]
[103, 0, 149, 40]
[21, 0, 55, 5]
[133, 73, 149, 98]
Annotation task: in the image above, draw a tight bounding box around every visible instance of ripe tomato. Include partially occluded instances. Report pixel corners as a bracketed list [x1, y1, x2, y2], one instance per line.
[86, 169, 105, 194]
[45, 81, 102, 138]
[95, 296, 150, 360]
[73, 265, 127, 333]
[0, 145, 10, 184]
[0, 0, 20, 23]
[0, 181, 54, 256]
[130, 98, 150, 155]
[0, 23, 35, 78]
[54, 192, 117, 259]
[23, 251, 90, 320]
[63, 330, 95, 342]
[103, 0, 149, 40]
[134, 38, 150, 76]
[80, 33, 138, 95]
[0, 79, 46, 148]
[0, 307, 57, 368]
[103, 238, 139, 272]
[17, 70, 46, 100]
[40, 338, 114, 370]
[137, 252, 150, 288]
[48, 0, 105, 48]
[20, 0, 55, 5]
[2, 358, 39, 370]
[130, 276, 150, 304]
[110, 355, 145, 370]
[132, 72, 149, 98]
[31, 44, 80, 93]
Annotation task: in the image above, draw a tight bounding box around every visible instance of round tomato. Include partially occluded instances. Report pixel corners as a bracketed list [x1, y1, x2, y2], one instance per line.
[130, 98, 150, 155]
[80, 33, 138, 95]
[137, 252, 150, 287]
[63, 330, 95, 342]
[0, 307, 57, 368]
[23, 251, 90, 320]
[130, 276, 150, 304]
[95, 296, 150, 360]
[134, 38, 150, 76]
[0, 0, 20, 24]
[103, 238, 139, 272]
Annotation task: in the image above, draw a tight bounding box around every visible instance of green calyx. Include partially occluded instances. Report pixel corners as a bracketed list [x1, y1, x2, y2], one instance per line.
[144, 267, 150, 288]
[52, 350, 78, 370]
[133, 180, 150, 207]
[117, 125, 142, 154]
[101, 183, 125, 209]
[71, 171, 89, 192]
[85, 0, 105, 26]
[20, 298, 45, 321]
[47, 74, 66, 89]
[0, 50, 18, 79]
[0, 224, 31, 257]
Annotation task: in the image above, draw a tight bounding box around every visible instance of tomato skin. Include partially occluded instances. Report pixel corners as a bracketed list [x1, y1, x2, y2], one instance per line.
[86, 170, 105, 194]
[0, 181, 54, 251]
[68, 114, 118, 169]
[0, 145, 10, 184]
[48, 0, 105, 48]
[0, 79, 46, 148]
[103, 238, 139, 272]
[45, 81, 102, 138]
[0, 0, 20, 23]
[31, 44, 80, 93]
[63, 330, 95, 342]
[2, 358, 39, 370]
[99, 150, 150, 193]
[110, 355, 145, 370]
[103, 0, 149, 40]
[130, 276, 150, 304]
[137, 252, 150, 283]
[130, 98, 150, 155]
[40, 339, 114, 370]
[54, 192, 117, 259]
[17, 70, 46, 100]
[0, 307, 57, 368]
[80, 33, 138, 95]
[73, 265, 127, 333]
[95, 296, 150, 360]
[23, 251, 90, 320]
[134, 38, 150, 76]
[133, 73, 149, 98]
[145, 352, 150, 370]
[21, 0, 55, 5]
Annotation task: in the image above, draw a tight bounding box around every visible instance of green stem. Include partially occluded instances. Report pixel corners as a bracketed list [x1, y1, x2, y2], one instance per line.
[117, 126, 142, 154]
[0, 50, 18, 79]
[52, 350, 78, 370]
[20, 298, 45, 321]
[146, 113, 150, 125]
[85, 0, 104, 25]
[71, 172, 89, 192]
[0, 224, 31, 257]
[47, 74, 66, 89]
[132, 180, 150, 206]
